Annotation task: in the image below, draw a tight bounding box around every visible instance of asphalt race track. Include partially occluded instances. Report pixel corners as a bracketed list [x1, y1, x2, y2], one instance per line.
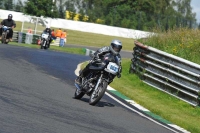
[0, 44, 177, 133]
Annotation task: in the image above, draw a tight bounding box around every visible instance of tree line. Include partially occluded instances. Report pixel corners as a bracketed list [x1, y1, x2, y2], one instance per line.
[0, 0, 198, 31]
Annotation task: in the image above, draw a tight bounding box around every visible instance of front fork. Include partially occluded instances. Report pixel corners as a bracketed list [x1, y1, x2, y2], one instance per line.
[94, 73, 103, 91]
[43, 40, 46, 46]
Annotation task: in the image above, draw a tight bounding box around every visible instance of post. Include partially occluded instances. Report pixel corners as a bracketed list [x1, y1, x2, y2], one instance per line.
[34, 17, 38, 35]
[21, 16, 25, 32]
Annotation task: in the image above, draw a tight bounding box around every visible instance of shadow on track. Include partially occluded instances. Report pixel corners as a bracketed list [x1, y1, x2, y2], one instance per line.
[73, 97, 115, 107]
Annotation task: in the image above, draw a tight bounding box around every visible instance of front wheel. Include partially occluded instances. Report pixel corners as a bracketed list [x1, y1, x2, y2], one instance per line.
[40, 40, 46, 49]
[89, 81, 108, 105]
[1, 33, 7, 44]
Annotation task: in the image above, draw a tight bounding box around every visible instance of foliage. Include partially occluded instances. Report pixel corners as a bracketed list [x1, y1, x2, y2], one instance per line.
[63, 0, 197, 31]
[0, 1, 3, 9]
[1, 0, 197, 31]
[0, 0, 22, 11]
[15, 0, 24, 12]
[2, 0, 13, 10]
[23, 0, 59, 18]
[58, 0, 65, 19]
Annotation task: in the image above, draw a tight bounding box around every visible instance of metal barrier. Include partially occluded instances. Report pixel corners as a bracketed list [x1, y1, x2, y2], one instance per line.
[25, 33, 33, 44]
[13, 31, 40, 44]
[51, 37, 60, 46]
[85, 48, 95, 56]
[12, 31, 18, 42]
[130, 41, 200, 106]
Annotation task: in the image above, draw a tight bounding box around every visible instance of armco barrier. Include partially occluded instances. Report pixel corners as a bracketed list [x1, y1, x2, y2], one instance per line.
[85, 48, 95, 57]
[130, 41, 200, 106]
[12, 31, 18, 42]
[13, 31, 40, 44]
[51, 38, 60, 46]
[13, 32, 61, 46]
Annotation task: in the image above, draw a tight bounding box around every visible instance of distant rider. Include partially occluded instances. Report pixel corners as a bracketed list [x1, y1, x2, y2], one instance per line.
[42, 25, 52, 48]
[0, 14, 16, 42]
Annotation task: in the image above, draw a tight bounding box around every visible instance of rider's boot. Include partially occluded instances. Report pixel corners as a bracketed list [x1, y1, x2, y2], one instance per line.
[75, 76, 82, 85]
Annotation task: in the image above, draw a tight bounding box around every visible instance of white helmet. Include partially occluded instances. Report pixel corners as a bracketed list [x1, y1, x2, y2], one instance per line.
[46, 25, 50, 29]
[109, 39, 122, 55]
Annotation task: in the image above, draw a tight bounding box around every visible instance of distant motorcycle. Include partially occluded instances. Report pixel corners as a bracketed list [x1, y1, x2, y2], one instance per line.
[40, 32, 50, 49]
[1, 26, 12, 44]
[74, 52, 120, 105]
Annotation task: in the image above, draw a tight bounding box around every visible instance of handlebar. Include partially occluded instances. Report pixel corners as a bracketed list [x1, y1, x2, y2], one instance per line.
[2, 25, 12, 29]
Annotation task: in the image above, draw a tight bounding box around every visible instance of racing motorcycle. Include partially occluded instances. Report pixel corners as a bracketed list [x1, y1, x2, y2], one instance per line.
[40, 32, 50, 49]
[74, 52, 121, 105]
[1, 26, 12, 44]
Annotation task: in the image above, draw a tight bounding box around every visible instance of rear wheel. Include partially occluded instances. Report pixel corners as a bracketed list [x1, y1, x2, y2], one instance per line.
[89, 81, 108, 105]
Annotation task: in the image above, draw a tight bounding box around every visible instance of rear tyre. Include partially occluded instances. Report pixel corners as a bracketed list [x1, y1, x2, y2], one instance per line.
[89, 81, 108, 105]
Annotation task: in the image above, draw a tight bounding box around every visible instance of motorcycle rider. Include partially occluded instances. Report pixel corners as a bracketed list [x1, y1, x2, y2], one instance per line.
[0, 14, 16, 42]
[42, 25, 52, 48]
[75, 39, 123, 85]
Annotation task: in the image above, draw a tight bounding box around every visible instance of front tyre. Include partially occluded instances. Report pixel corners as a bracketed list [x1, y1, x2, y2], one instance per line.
[89, 81, 108, 105]
[40, 41, 44, 49]
[40, 40, 46, 49]
[1, 33, 6, 44]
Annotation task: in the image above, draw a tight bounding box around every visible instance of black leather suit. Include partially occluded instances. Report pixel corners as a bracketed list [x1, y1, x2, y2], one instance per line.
[80, 46, 122, 77]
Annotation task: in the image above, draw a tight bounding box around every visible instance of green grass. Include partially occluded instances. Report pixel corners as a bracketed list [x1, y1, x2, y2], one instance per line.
[65, 29, 134, 51]
[9, 42, 85, 55]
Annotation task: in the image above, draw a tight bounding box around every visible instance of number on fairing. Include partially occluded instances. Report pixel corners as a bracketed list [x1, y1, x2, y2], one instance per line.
[42, 34, 48, 39]
[3, 26, 8, 31]
[107, 62, 119, 74]
[110, 65, 118, 72]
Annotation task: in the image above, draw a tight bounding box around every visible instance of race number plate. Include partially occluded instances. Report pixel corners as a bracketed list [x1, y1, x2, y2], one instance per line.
[3, 26, 8, 31]
[42, 34, 48, 39]
[106, 62, 119, 74]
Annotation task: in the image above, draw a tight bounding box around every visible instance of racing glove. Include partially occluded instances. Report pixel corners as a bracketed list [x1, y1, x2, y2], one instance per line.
[117, 65, 122, 78]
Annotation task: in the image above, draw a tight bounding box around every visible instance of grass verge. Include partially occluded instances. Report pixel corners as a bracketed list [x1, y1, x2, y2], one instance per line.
[139, 28, 200, 64]
[111, 59, 200, 133]
[9, 42, 85, 55]
[80, 58, 200, 133]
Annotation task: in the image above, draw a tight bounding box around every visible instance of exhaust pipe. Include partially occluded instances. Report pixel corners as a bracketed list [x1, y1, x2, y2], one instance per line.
[75, 83, 81, 90]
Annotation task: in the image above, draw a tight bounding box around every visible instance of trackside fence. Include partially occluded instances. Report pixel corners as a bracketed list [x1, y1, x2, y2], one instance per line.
[13, 31, 40, 44]
[13, 32, 60, 46]
[129, 41, 200, 106]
